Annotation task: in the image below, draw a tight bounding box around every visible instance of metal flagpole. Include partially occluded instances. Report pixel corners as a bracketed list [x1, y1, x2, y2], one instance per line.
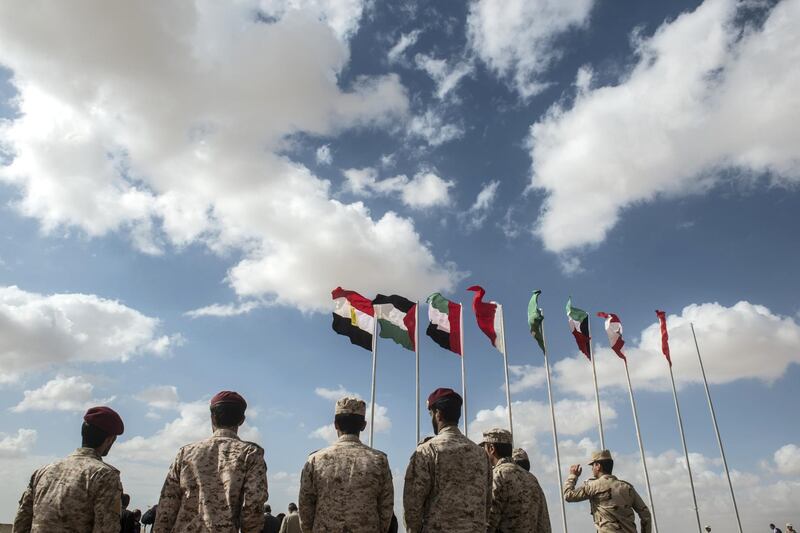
[691, 323, 743, 533]
[498, 304, 513, 434]
[587, 319, 605, 449]
[541, 327, 568, 533]
[667, 362, 702, 532]
[369, 314, 378, 448]
[623, 360, 659, 533]
[415, 301, 420, 445]
[460, 302, 468, 438]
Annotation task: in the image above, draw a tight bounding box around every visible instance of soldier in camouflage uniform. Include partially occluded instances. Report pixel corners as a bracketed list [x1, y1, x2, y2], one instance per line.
[564, 450, 652, 533]
[298, 396, 393, 532]
[482, 429, 552, 533]
[153, 391, 268, 533]
[403, 388, 491, 533]
[13, 406, 125, 533]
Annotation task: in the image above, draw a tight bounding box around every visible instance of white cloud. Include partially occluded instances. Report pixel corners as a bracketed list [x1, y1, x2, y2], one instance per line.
[414, 54, 474, 100]
[528, 0, 800, 253]
[461, 180, 499, 230]
[0, 429, 37, 458]
[258, 0, 367, 41]
[407, 109, 464, 146]
[387, 30, 422, 63]
[135, 385, 180, 411]
[507, 364, 546, 394]
[12, 375, 113, 412]
[309, 385, 391, 443]
[315, 144, 332, 165]
[467, 0, 595, 97]
[185, 301, 264, 318]
[343, 168, 454, 209]
[0, 285, 176, 382]
[773, 444, 800, 475]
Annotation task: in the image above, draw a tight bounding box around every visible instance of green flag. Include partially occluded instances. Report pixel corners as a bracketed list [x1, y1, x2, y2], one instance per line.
[527, 290, 546, 354]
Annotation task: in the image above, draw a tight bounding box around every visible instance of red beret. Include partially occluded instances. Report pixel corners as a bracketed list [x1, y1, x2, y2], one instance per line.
[210, 390, 247, 409]
[427, 388, 462, 408]
[83, 406, 124, 436]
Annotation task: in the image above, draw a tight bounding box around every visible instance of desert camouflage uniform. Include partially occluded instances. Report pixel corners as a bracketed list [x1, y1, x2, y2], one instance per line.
[298, 434, 393, 532]
[403, 425, 492, 533]
[487, 457, 551, 533]
[153, 428, 268, 533]
[564, 473, 651, 533]
[12, 447, 122, 533]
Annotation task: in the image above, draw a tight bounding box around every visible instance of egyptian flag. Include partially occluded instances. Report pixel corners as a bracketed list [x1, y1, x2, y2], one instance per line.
[467, 285, 505, 353]
[373, 294, 416, 351]
[528, 290, 545, 354]
[332, 287, 374, 351]
[655, 310, 672, 366]
[597, 312, 626, 360]
[566, 297, 591, 359]
[426, 293, 462, 355]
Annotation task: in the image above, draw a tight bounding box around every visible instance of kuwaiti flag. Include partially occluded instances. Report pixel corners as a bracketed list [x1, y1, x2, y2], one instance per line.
[467, 285, 504, 354]
[566, 297, 591, 359]
[597, 312, 626, 360]
[655, 310, 672, 366]
[332, 287, 374, 351]
[426, 293, 462, 355]
[373, 294, 416, 351]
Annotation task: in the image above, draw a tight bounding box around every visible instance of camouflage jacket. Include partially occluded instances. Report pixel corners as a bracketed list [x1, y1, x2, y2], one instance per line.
[12, 447, 122, 533]
[298, 434, 393, 532]
[153, 428, 268, 533]
[564, 473, 651, 533]
[487, 458, 551, 533]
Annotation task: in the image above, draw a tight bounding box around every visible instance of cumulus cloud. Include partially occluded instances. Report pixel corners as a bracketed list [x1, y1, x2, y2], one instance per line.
[773, 444, 800, 475]
[407, 109, 464, 146]
[309, 385, 391, 443]
[0, 429, 37, 458]
[0, 285, 176, 382]
[0, 2, 460, 313]
[529, 0, 800, 253]
[12, 375, 113, 412]
[460, 180, 499, 230]
[258, 0, 367, 41]
[343, 167, 454, 209]
[315, 144, 333, 165]
[467, 0, 595, 97]
[387, 30, 422, 64]
[414, 54, 474, 100]
[135, 385, 180, 411]
[185, 301, 264, 318]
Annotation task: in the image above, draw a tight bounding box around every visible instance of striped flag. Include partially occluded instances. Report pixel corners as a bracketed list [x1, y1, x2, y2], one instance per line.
[655, 310, 672, 366]
[597, 312, 626, 360]
[467, 285, 504, 353]
[426, 293, 462, 355]
[373, 294, 416, 351]
[331, 287, 374, 351]
[528, 290, 545, 354]
[566, 297, 591, 359]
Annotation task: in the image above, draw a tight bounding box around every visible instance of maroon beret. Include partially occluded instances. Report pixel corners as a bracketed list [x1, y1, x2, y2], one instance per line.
[427, 387, 462, 408]
[210, 390, 247, 409]
[83, 406, 124, 436]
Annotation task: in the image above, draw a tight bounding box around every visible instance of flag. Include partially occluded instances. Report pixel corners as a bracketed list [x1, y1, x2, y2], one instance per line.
[528, 290, 545, 354]
[597, 312, 626, 360]
[566, 297, 591, 359]
[467, 285, 505, 353]
[426, 293, 462, 355]
[331, 287, 374, 351]
[373, 294, 416, 351]
[655, 310, 672, 366]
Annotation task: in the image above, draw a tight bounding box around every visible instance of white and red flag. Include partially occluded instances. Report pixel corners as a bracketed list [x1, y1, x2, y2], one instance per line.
[655, 310, 672, 366]
[597, 312, 626, 360]
[467, 285, 504, 353]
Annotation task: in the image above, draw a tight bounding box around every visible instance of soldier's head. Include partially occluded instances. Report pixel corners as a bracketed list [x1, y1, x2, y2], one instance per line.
[588, 449, 614, 476]
[81, 406, 124, 456]
[288, 503, 298, 513]
[264, 503, 272, 514]
[512, 447, 531, 471]
[121, 493, 131, 509]
[209, 391, 247, 431]
[770, 525, 776, 531]
[480, 428, 513, 466]
[426, 388, 462, 434]
[334, 397, 367, 437]
[704, 526, 711, 532]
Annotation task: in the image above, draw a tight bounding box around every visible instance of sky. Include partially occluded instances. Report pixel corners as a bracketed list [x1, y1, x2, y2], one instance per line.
[0, 0, 798, 531]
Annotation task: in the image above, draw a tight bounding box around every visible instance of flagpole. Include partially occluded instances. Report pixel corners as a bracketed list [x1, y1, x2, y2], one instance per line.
[460, 302, 468, 438]
[415, 301, 420, 445]
[691, 323, 743, 533]
[668, 362, 702, 532]
[498, 304, 513, 434]
[587, 319, 605, 449]
[541, 327, 568, 533]
[623, 360, 659, 533]
[369, 314, 378, 448]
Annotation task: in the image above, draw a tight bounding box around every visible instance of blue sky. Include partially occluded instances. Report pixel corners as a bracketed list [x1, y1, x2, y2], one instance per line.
[0, 0, 798, 531]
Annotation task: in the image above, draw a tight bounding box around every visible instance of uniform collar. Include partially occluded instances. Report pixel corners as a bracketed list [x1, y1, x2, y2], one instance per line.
[73, 447, 103, 460]
[437, 425, 461, 436]
[337, 434, 362, 444]
[213, 428, 240, 439]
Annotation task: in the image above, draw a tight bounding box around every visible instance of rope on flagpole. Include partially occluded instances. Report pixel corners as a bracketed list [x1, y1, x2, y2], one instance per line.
[587, 319, 605, 449]
[498, 304, 513, 434]
[541, 326, 569, 533]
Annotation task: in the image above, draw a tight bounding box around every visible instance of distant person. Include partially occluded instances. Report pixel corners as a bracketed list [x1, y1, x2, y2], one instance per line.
[704, 526, 711, 532]
[771, 525, 783, 533]
[564, 449, 652, 533]
[121, 493, 137, 533]
[786, 524, 796, 533]
[132, 509, 142, 533]
[153, 391, 268, 533]
[299, 396, 393, 532]
[141, 505, 157, 532]
[12, 406, 125, 533]
[278, 503, 301, 533]
[261, 503, 280, 533]
[276, 513, 286, 527]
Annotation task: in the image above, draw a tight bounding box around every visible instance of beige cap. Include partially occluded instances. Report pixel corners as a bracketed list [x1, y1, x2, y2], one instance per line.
[480, 427, 513, 446]
[588, 449, 613, 464]
[512, 448, 529, 462]
[335, 396, 366, 417]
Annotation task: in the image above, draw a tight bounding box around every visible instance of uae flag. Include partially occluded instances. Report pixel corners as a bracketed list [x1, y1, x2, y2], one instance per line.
[566, 297, 591, 359]
[426, 292, 462, 355]
[597, 312, 626, 360]
[373, 294, 416, 351]
[467, 285, 505, 353]
[528, 290, 545, 354]
[332, 287, 374, 351]
[655, 310, 672, 366]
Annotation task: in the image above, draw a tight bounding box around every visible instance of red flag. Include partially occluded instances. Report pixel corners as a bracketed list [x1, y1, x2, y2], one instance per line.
[655, 310, 672, 366]
[466, 285, 504, 353]
[597, 312, 626, 360]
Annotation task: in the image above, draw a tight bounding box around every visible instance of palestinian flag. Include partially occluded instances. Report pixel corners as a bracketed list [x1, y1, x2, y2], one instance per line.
[332, 287, 374, 351]
[566, 297, 591, 359]
[373, 294, 416, 351]
[467, 285, 505, 353]
[527, 290, 545, 354]
[655, 310, 672, 366]
[426, 293, 462, 355]
[597, 312, 626, 360]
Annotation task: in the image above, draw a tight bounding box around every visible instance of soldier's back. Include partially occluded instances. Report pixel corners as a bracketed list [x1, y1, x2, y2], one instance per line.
[586, 475, 640, 533]
[489, 460, 551, 533]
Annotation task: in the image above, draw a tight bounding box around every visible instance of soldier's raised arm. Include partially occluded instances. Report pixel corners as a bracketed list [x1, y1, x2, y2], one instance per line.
[298, 459, 317, 532]
[403, 449, 432, 533]
[563, 464, 596, 502]
[12, 472, 36, 533]
[631, 486, 652, 533]
[91, 469, 123, 533]
[378, 455, 394, 533]
[241, 446, 268, 533]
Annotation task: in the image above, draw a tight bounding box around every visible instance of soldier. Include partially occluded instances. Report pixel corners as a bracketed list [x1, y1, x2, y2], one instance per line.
[403, 388, 491, 533]
[13, 406, 125, 533]
[298, 396, 393, 532]
[153, 390, 268, 533]
[482, 429, 551, 533]
[511, 447, 531, 471]
[564, 449, 652, 533]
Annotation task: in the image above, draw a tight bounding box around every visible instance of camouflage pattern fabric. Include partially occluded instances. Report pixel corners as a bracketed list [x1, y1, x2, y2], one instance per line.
[12, 447, 122, 533]
[403, 425, 492, 533]
[487, 457, 551, 533]
[564, 473, 652, 533]
[298, 434, 393, 532]
[153, 428, 268, 533]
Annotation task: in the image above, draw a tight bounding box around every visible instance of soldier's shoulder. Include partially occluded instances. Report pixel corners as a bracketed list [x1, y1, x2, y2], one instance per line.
[240, 439, 265, 454]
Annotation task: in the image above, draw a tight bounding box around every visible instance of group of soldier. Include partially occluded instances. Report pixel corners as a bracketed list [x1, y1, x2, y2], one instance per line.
[11, 387, 652, 532]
